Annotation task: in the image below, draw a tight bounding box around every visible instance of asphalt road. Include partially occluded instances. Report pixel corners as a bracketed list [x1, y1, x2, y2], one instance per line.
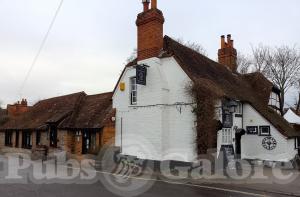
[0, 156, 290, 197]
[0, 174, 281, 197]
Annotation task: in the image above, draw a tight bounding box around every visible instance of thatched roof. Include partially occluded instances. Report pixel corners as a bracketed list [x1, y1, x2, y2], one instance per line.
[119, 35, 299, 138]
[58, 92, 114, 130]
[162, 36, 299, 138]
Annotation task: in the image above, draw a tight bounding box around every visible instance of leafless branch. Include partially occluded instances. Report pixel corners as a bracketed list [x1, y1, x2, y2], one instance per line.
[237, 52, 252, 74]
[176, 38, 208, 56]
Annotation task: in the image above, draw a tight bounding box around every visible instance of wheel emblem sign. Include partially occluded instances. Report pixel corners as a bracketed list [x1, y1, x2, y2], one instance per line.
[262, 137, 277, 150]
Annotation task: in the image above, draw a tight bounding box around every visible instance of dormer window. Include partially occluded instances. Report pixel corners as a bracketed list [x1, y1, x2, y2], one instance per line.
[268, 91, 280, 109]
[234, 102, 242, 114]
[130, 77, 137, 105]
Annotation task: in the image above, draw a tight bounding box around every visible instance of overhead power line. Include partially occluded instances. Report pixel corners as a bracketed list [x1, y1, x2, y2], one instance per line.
[19, 0, 64, 97]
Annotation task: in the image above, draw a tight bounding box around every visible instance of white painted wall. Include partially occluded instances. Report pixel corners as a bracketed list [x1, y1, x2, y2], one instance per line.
[241, 104, 297, 162]
[113, 57, 197, 162]
[113, 56, 297, 163]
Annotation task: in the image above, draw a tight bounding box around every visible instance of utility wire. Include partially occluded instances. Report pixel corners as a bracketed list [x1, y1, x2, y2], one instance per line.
[19, 0, 64, 97]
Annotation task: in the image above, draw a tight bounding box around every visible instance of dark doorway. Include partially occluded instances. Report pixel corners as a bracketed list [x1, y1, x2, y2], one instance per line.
[297, 137, 300, 156]
[82, 131, 91, 154]
[5, 131, 13, 146]
[22, 131, 32, 149]
[36, 131, 41, 146]
[15, 131, 19, 147]
[50, 125, 57, 147]
[82, 130, 97, 154]
[235, 129, 245, 159]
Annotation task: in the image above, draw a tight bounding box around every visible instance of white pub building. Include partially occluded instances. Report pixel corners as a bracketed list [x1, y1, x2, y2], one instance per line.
[112, 0, 300, 163]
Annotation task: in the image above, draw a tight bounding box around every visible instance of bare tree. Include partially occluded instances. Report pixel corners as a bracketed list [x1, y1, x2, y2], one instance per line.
[125, 48, 137, 64]
[251, 44, 271, 74]
[237, 52, 252, 74]
[125, 38, 208, 64]
[266, 46, 300, 114]
[176, 38, 208, 56]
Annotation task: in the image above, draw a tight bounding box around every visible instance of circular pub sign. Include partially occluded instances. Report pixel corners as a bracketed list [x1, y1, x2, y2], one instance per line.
[262, 137, 277, 150]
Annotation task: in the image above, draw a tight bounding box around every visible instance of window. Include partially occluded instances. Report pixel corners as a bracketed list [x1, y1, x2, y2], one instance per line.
[130, 77, 137, 105]
[222, 113, 233, 128]
[22, 131, 32, 149]
[259, 126, 271, 136]
[234, 103, 242, 114]
[246, 126, 258, 135]
[221, 128, 232, 144]
[268, 92, 280, 109]
[36, 131, 41, 146]
[5, 131, 13, 146]
[82, 131, 97, 154]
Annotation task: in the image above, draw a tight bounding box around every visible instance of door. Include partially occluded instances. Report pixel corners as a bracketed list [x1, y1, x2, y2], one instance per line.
[235, 133, 242, 158]
[235, 129, 245, 159]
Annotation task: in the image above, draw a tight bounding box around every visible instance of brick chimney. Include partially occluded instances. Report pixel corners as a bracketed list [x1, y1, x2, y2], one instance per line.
[218, 34, 237, 72]
[7, 99, 29, 117]
[136, 0, 165, 61]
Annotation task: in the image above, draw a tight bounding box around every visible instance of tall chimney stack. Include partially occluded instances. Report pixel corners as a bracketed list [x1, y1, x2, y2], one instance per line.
[7, 99, 29, 117]
[136, 0, 165, 61]
[218, 34, 237, 72]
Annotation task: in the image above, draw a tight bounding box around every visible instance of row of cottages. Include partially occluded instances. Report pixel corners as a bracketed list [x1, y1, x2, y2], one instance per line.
[0, 92, 115, 159]
[112, 0, 300, 163]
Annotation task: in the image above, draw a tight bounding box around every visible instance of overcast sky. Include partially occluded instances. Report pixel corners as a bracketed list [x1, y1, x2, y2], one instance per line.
[0, 0, 299, 107]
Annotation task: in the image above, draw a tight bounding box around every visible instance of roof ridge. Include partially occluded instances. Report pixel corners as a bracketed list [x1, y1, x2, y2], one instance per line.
[35, 91, 86, 104]
[87, 92, 113, 97]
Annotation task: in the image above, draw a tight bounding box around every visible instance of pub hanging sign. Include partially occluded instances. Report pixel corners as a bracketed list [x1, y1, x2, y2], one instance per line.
[136, 64, 148, 85]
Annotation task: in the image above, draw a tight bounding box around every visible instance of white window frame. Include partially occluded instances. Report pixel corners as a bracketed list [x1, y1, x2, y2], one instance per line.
[234, 102, 242, 114]
[259, 126, 271, 136]
[221, 128, 232, 145]
[269, 92, 280, 109]
[130, 77, 137, 105]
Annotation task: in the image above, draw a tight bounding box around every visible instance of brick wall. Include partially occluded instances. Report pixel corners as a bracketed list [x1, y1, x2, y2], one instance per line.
[7, 99, 29, 117]
[0, 132, 5, 149]
[57, 130, 75, 154]
[102, 126, 115, 146]
[136, 8, 164, 61]
[40, 131, 49, 146]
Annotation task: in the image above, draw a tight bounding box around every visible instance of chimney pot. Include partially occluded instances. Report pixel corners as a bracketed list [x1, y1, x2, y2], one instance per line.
[151, 0, 157, 9]
[230, 40, 234, 47]
[221, 35, 226, 48]
[142, 0, 150, 12]
[227, 34, 231, 44]
[218, 34, 237, 72]
[136, 0, 164, 61]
